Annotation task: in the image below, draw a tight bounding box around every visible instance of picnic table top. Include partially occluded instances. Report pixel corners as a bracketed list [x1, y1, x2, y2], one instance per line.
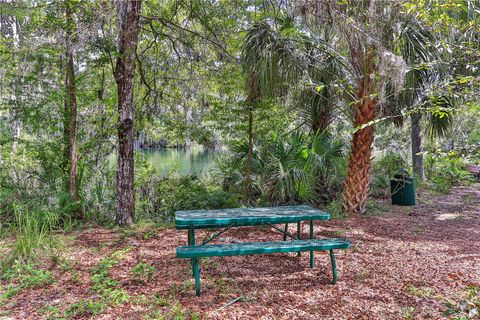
[175, 205, 330, 229]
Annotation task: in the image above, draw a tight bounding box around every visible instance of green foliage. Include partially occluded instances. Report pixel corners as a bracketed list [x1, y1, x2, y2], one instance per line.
[131, 261, 157, 283]
[101, 288, 130, 305]
[444, 286, 479, 319]
[370, 152, 409, 198]
[143, 294, 201, 320]
[0, 203, 68, 268]
[65, 299, 107, 318]
[89, 248, 131, 307]
[425, 150, 474, 193]
[136, 166, 240, 220]
[242, 20, 300, 99]
[0, 0, 477, 230]
[215, 130, 345, 206]
[324, 198, 347, 220]
[1, 260, 54, 301]
[11, 205, 58, 259]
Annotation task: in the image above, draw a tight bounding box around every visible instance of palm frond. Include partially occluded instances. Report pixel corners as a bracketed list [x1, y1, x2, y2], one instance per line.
[423, 95, 456, 139]
[242, 21, 302, 100]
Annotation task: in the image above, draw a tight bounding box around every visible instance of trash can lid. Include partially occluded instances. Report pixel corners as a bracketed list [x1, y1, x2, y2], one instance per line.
[393, 169, 413, 181]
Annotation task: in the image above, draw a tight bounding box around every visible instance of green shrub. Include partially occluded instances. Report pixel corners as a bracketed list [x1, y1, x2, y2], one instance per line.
[425, 150, 474, 193]
[370, 152, 408, 198]
[100, 288, 130, 305]
[213, 130, 345, 205]
[324, 198, 347, 219]
[136, 169, 240, 220]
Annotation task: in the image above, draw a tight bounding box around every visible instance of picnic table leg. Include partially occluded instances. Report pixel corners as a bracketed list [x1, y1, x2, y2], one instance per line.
[297, 222, 301, 257]
[188, 226, 195, 276]
[283, 223, 288, 241]
[329, 249, 337, 284]
[193, 257, 200, 296]
[310, 220, 314, 269]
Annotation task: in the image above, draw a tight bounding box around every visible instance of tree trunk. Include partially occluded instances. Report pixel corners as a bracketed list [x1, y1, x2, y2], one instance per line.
[311, 90, 331, 134]
[242, 105, 253, 205]
[411, 113, 425, 180]
[114, 0, 142, 226]
[64, 2, 80, 217]
[342, 52, 377, 214]
[10, 15, 21, 154]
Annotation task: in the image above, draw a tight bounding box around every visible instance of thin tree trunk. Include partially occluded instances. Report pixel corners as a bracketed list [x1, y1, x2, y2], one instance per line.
[64, 2, 80, 216]
[311, 89, 331, 134]
[114, 0, 142, 226]
[243, 105, 253, 205]
[242, 72, 259, 206]
[411, 113, 425, 180]
[62, 55, 70, 190]
[10, 15, 21, 154]
[342, 51, 377, 214]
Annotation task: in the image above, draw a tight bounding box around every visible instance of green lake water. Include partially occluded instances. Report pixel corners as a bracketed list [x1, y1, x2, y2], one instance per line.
[139, 146, 217, 176]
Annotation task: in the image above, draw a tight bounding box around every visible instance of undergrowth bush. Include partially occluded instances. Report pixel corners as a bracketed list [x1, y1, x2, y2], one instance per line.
[214, 130, 345, 206]
[324, 197, 347, 219]
[425, 150, 474, 193]
[370, 152, 408, 198]
[11, 205, 58, 259]
[136, 163, 240, 220]
[66, 299, 107, 318]
[131, 261, 157, 283]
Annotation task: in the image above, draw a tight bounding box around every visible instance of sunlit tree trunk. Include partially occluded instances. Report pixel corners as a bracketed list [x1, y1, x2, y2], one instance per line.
[9, 15, 21, 154]
[64, 1, 80, 216]
[342, 50, 377, 214]
[411, 113, 425, 180]
[114, 0, 142, 226]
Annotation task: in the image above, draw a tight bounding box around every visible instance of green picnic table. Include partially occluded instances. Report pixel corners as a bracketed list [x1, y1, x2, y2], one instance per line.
[175, 205, 350, 296]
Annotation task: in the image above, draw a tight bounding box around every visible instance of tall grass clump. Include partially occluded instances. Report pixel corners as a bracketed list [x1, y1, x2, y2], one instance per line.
[3, 204, 59, 266]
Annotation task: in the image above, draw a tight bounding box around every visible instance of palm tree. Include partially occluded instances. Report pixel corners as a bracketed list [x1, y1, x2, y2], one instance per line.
[240, 18, 348, 204]
[395, 20, 437, 180]
[240, 21, 300, 204]
[262, 132, 316, 204]
[299, 0, 409, 214]
[389, 21, 456, 179]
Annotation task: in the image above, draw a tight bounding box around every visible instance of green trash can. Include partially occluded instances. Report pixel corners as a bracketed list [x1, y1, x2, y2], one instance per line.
[390, 169, 415, 206]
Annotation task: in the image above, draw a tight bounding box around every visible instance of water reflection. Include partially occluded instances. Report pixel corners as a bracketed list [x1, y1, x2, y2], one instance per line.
[140, 145, 217, 176]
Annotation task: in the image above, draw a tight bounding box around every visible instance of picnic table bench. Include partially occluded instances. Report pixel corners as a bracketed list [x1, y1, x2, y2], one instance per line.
[175, 205, 350, 296]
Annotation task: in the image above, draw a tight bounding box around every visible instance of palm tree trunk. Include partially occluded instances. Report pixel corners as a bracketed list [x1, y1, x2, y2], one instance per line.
[342, 52, 377, 214]
[114, 0, 142, 226]
[411, 113, 425, 180]
[243, 105, 253, 205]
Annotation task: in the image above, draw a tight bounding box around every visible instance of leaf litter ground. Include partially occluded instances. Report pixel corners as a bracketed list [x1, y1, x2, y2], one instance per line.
[1, 184, 479, 319]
